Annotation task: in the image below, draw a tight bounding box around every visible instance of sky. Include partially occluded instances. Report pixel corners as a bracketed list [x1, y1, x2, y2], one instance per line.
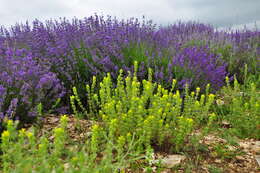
[1, 0, 260, 30]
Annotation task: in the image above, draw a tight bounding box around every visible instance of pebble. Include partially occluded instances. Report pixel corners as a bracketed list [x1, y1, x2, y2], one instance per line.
[160, 155, 186, 168]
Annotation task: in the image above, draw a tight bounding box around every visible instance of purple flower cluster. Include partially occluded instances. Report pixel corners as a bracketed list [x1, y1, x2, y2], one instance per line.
[169, 46, 227, 90]
[0, 15, 258, 121]
[0, 48, 65, 123]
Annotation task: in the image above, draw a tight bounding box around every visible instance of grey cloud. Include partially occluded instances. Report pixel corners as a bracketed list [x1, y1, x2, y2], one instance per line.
[0, 0, 259, 29]
[0, 0, 73, 26]
[165, 0, 260, 27]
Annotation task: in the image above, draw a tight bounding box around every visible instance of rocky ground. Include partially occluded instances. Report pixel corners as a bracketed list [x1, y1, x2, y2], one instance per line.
[26, 115, 260, 173]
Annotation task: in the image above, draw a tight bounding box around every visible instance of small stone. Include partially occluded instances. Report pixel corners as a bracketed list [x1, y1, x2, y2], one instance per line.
[235, 156, 244, 161]
[252, 141, 260, 153]
[160, 155, 186, 168]
[255, 155, 260, 167]
[221, 120, 231, 128]
[64, 163, 70, 170]
[215, 159, 222, 163]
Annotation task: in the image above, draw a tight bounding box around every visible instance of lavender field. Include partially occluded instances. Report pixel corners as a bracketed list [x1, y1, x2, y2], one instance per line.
[0, 16, 259, 172]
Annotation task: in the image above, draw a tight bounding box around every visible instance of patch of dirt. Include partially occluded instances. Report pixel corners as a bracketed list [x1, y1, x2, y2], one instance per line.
[197, 135, 259, 173]
[26, 114, 95, 143]
[25, 115, 260, 172]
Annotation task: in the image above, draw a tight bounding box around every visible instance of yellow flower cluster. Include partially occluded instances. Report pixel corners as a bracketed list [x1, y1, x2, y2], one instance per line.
[2, 130, 10, 139]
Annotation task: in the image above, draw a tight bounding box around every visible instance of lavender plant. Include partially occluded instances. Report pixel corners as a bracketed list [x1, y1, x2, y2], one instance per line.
[0, 16, 228, 93]
[0, 48, 65, 125]
[0, 15, 259, 119]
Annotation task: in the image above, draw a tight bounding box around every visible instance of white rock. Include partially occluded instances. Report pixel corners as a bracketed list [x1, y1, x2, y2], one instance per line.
[160, 155, 186, 168]
[255, 155, 260, 167]
[252, 141, 260, 153]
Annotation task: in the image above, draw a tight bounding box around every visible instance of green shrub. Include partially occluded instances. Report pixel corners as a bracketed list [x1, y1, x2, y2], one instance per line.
[70, 62, 217, 152]
[0, 117, 144, 172]
[216, 76, 260, 139]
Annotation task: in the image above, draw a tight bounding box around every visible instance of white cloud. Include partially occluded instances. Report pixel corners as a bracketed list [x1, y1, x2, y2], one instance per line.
[0, 0, 259, 28]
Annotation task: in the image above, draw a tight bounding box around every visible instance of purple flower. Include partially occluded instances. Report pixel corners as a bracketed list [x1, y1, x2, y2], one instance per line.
[0, 49, 65, 123]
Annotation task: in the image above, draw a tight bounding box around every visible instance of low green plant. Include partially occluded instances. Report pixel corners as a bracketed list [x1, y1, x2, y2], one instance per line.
[71, 61, 217, 153]
[211, 143, 244, 160]
[216, 75, 260, 139]
[0, 117, 145, 173]
[208, 165, 223, 173]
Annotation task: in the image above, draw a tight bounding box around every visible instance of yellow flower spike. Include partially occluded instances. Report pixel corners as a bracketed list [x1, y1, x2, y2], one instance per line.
[6, 119, 14, 131]
[117, 136, 126, 145]
[38, 143, 47, 152]
[187, 118, 193, 124]
[209, 113, 217, 122]
[128, 109, 133, 115]
[127, 133, 132, 138]
[191, 91, 195, 97]
[102, 114, 107, 120]
[195, 101, 200, 107]
[134, 61, 138, 68]
[61, 114, 68, 123]
[178, 116, 184, 120]
[72, 86, 77, 94]
[144, 119, 149, 125]
[92, 124, 99, 131]
[92, 76, 96, 83]
[211, 113, 216, 117]
[158, 108, 163, 114]
[196, 87, 200, 93]
[72, 157, 78, 162]
[111, 118, 117, 124]
[176, 90, 180, 97]
[225, 76, 229, 84]
[54, 128, 64, 136]
[163, 94, 168, 99]
[19, 128, 26, 137]
[2, 130, 10, 139]
[122, 113, 127, 120]
[200, 94, 205, 103]
[26, 132, 33, 138]
[149, 115, 155, 120]
[209, 94, 215, 99]
[7, 120, 13, 126]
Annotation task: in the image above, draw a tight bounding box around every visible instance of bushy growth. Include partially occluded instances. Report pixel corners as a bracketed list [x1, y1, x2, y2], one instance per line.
[0, 15, 259, 172]
[0, 117, 143, 172]
[0, 15, 259, 126]
[0, 49, 65, 124]
[71, 66, 217, 152]
[168, 46, 227, 90]
[216, 76, 260, 139]
[1, 16, 246, 96]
